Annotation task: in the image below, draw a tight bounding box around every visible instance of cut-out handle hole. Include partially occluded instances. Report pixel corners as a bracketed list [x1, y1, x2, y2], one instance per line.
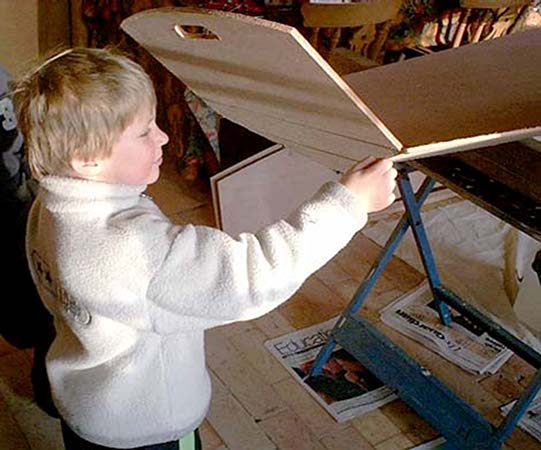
[174, 24, 220, 40]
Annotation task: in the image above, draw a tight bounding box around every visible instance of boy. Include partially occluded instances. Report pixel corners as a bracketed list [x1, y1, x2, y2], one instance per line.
[13, 47, 397, 450]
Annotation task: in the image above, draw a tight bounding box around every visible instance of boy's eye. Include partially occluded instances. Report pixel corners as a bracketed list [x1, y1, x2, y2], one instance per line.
[139, 129, 150, 137]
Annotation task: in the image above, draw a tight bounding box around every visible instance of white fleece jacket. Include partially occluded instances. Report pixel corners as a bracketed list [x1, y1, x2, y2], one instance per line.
[26, 175, 367, 448]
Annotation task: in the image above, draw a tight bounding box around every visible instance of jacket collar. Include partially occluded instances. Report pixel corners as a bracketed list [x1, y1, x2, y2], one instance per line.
[39, 176, 147, 215]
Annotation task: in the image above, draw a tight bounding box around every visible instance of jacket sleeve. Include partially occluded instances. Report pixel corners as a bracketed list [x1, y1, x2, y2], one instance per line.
[145, 181, 367, 332]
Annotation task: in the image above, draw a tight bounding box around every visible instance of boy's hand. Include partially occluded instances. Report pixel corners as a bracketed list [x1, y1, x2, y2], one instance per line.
[339, 157, 398, 213]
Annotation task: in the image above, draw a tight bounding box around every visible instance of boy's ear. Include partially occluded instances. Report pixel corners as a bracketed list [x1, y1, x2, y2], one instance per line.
[70, 156, 105, 179]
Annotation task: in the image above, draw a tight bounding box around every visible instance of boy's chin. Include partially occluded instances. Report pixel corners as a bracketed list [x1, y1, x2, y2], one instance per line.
[146, 170, 160, 185]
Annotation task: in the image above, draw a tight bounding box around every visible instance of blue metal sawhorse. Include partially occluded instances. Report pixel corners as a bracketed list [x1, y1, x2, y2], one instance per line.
[309, 163, 541, 450]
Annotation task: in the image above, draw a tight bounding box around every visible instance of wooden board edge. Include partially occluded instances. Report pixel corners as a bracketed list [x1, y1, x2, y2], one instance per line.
[288, 27, 404, 153]
[392, 126, 541, 162]
[210, 144, 284, 230]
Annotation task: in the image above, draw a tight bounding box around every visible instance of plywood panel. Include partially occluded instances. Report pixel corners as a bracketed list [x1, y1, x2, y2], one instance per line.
[211, 147, 338, 236]
[121, 7, 396, 163]
[122, 8, 541, 163]
[344, 29, 541, 156]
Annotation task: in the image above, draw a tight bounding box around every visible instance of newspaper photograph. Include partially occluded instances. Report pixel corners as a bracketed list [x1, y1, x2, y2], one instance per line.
[500, 395, 541, 442]
[380, 282, 513, 375]
[265, 317, 397, 422]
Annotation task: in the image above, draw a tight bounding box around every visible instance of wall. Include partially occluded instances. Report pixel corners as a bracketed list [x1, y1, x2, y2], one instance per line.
[0, 0, 39, 75]
[0, 0, 70, 76]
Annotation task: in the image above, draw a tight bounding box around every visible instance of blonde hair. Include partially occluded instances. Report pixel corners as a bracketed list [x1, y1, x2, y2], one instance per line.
[12, 47, 156, 179]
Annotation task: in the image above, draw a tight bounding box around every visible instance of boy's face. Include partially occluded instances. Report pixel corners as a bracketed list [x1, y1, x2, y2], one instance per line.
[97, 107, 169, 185]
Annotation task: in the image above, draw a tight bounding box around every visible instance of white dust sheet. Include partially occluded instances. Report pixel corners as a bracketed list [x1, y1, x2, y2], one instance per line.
[363, 199, 541, 349]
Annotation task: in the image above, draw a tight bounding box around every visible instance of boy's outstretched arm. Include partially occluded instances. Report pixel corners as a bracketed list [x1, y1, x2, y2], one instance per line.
[145, 158, 398, 330]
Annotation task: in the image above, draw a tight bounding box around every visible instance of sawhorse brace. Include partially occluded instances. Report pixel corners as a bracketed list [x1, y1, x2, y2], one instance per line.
[309, 164, 541, 449]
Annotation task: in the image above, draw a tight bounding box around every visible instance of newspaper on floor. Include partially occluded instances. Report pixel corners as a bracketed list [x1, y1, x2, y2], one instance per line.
[380, 282, 513, 375]
[500, 394, 541, 442]
[264, 317, 397, 422]
[410, 437, 446, 450]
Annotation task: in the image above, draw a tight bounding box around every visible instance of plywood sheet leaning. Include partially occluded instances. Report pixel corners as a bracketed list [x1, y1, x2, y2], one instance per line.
[210, 145, 339, 236]
[122, 8, 541, 166]
[121, 6, 396, 171]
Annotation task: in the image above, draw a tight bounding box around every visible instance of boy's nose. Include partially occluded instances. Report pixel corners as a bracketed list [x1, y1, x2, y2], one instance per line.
[157, 127, 169, 146]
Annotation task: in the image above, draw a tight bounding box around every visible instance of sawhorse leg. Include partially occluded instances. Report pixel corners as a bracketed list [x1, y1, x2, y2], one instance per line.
[309, 165, 541, 449]
[310, 164, 448, 375]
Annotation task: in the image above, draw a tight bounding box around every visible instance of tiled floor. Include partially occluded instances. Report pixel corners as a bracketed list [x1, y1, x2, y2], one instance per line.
[0, 153, 539, 449]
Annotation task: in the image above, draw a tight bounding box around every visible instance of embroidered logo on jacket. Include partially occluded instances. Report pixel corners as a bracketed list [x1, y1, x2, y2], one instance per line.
[31, 250, 92, 325]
